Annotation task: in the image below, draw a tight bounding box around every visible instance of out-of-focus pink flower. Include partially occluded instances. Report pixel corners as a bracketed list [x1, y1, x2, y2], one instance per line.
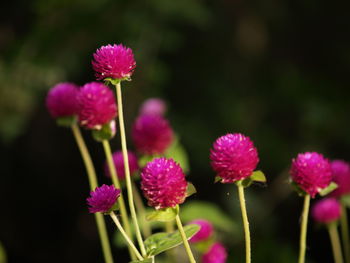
[77, 82, 117, 130]
[132, 114, 173, 155]
[312, 198, 341, 224]
[202, 242, 227, 263]
[290, 152, 332, 198]
[46, 82, 79, 118]
[188, 219, 213, 243]
[104, 151, 139, 180]
[330, 160, 350, 198]
[140, 98, 167, 116]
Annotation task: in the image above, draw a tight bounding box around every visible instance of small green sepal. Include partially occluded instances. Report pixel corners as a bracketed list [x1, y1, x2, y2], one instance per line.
[103, 202, 120, 215]
[186, 182, 197, 197]
[92, 120, 116, 142]
[290, 180, 307, 196]
[319, 182, 338, 196]
[214, 176, 222, 183]
[104, 77, 131, 86]
[144, 224, 200, 256]
[146, 206, 179, 222]
[56, 115, 76, 127]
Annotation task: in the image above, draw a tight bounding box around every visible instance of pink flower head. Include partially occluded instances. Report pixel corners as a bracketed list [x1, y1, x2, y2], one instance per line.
[140, 98, 167, 116]
[140, 158, 187, 209]
[92, 44, 136, 81]
[86, 184, 121, 213]
[46, 82, 79, 118]
[290, 152, 332, 198]
[104, 151, 139, 180]
[132, 114, 174, 155]
[312, 198, 341, 224]
[202, 242, 228, 263]
[77, 82, 117, 130]
[210, 133, 259, 183]
[330, 160, 350, 198]
[188, 219, 214, 243]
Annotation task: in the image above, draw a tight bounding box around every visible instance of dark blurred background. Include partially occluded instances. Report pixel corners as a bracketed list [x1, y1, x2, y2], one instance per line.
[1, 0, 350, 262]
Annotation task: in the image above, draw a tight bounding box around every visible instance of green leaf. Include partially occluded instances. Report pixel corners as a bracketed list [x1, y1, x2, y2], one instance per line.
[290, 181, 307, 197]
[92, 121, 116, 141]
[181, 201, 237, 233]
[164, 135, 190, 173]
[129, 258, 153, 263]
[186, 182, 196, 197]
[144, 224, 200, 256]
[146, 207, 178, 222]
[319, 182, 338, 196]
[239, 178, 253, 188]
[56, 115, 76, 127]
[341, 194, 350, 208]
[250, 170, 267, 183]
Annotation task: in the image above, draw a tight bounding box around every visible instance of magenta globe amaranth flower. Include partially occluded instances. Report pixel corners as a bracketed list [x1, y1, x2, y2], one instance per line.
[330, 160, 350, 198]
[202, 242, 227, 263]
[46, 82, 79, 118]
[140, 98, 167, 116]
[210, 133, 259, 183]
[188, 219, 214, 243]
[104, 151, 139, 180]
[312, 198, 341, 224]
[290, 152, 332, 198]
[92, 44, 136, 81]
[87, 184, 121, 213]
[141, 158, 187, 209]
[132, 114, 174, 155]
[77, 82, 117, 130]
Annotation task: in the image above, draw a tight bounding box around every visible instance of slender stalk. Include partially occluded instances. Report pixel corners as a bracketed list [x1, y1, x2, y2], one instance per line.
[70, 123, 114, 263]
[102, 139, 136, 260]
[237, 184, 251, 263]
[298, 194, 311, 263]
[132, 181, 152, 237]
[175, 214, 196, 263]
[110, 212, 143, 261]
[165, 220, 176, 263]
[328, 223, 344, 263]
[340, 203, 350, 263]
[115, 82, 146, 256]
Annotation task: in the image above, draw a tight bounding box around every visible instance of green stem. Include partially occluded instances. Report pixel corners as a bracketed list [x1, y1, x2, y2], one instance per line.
[114, 82, 146, 256]
[298, 194, 310, 263]
[165, 220, 175, 263]
[132, 181, 152, 238]
[102, 139, 136, 260]
[110, 212, 143, 261]
[70, 123, 114, 263]
[340, 203, 350, 263]
[328, 223, 344, 263]
[175, 214, 196, 263]
[237, 184, 251, 263]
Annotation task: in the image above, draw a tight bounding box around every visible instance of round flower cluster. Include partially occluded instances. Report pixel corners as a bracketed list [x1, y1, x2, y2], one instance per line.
[46, 82, 79, 119]
[311, 198, 341, 224]
[132, 114, 174, 155]
[290, 152, 332, 198]
[92, 44, 136, 81]
[189, 219, 214, 243]
[202, 242, 227, 263]
[140, 158, 187, 209]
[330, 160, 350, 198]
[87, 184, 121, 213]
[210, 133, 259, 183]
